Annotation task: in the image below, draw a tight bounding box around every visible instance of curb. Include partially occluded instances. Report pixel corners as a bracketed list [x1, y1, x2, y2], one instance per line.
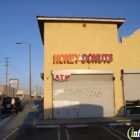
[35, 117, 140, 125]
[108, 122, 131, 126]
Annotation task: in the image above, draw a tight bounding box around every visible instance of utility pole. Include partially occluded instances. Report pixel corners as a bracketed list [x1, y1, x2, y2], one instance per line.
[36, 85, 38, 95]
[40, 86, 41, 94]
[4, 58, 9, 95]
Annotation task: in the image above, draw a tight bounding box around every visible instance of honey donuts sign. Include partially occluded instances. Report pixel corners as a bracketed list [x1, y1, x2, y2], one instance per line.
[53, 53, 113, 64]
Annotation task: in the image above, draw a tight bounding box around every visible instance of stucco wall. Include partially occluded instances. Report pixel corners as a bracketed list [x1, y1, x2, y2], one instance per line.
[43, 21, 140, 119]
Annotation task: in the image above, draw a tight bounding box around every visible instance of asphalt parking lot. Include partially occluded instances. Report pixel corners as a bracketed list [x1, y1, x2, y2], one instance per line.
[5, 121, 140, 140]
[1, 100, 140, 140]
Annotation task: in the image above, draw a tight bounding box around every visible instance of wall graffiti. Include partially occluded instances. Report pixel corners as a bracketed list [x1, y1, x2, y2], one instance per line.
[53, 89, 103, 118]
[63, 89, 102, 98]
[56, 108, 79, 117]
[53, 88, 103, 98]
[53, 100, 80, 117]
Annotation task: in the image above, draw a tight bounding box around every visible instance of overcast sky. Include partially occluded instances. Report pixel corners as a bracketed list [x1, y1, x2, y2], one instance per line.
[0, 0, 140, 93]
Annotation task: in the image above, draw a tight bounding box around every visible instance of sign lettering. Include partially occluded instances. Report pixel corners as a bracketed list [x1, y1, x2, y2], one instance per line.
[54, 74, 71, 81]
[53, 53, 113, 64]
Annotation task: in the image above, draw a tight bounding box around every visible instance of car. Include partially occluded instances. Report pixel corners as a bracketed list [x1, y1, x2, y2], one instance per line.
[1, 97, 22, 114]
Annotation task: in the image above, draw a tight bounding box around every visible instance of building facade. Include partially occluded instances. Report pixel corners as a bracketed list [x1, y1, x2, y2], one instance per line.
[37, 16, 140, 119]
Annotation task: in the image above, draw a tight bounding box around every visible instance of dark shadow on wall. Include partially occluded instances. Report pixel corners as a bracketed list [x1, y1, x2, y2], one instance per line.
[116, 106, 125, 117]
[52, 104, 103, 119]
[24, 103, 104, 121]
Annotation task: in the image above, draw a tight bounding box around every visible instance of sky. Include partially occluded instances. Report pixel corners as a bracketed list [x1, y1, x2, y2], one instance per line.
[0, 0, 140, 94]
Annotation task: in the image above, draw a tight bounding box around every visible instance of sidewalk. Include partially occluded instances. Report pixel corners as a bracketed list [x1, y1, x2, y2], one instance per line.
[35, 116, 140, 125]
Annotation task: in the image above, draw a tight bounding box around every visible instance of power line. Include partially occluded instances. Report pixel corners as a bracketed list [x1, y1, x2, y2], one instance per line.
[9, 61, 28, 81]
[0, 50, 28, 81]
[0, 51, 43, 92]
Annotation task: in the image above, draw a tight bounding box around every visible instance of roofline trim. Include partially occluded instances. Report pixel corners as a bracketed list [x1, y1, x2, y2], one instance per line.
[37, 16, 125, 23]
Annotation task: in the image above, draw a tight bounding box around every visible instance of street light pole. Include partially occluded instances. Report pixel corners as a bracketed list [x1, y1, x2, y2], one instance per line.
[16, 41, 32, 108]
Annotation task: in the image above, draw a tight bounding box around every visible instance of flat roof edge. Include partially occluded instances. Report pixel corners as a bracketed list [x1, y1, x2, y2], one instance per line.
[37, 16, 125, 23]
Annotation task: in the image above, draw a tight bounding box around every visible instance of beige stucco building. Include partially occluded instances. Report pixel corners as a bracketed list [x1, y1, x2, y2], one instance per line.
[37, 16, 140, 119]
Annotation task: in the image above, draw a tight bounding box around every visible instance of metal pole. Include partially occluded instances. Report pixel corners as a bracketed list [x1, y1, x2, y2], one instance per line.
[16, 41, 32, 108]
[4, 58, 9, 95]
[29, 44, 32, 108]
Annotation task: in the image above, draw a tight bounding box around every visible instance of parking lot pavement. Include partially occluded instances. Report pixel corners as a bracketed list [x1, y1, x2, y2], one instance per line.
[33, 115, 140, 125]
[5, 121, 140, 140]
[1, 115, 140, 140]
